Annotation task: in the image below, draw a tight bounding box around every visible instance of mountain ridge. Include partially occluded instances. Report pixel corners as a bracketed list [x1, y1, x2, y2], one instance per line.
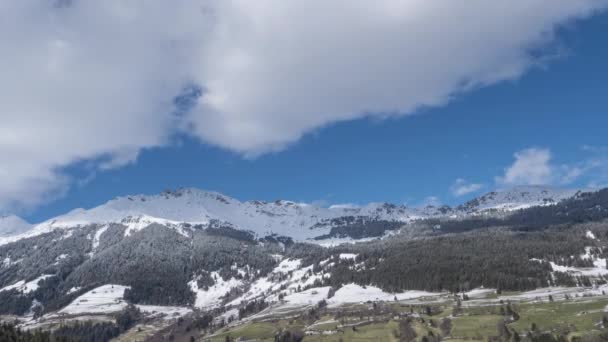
[0, 185, 595, 245]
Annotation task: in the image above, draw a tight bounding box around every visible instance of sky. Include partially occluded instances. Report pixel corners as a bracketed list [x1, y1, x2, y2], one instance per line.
[1, 1, 608, 223]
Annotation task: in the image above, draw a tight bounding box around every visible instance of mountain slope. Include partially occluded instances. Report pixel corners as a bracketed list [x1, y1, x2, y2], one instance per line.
[24, 189, 430, 242]
[0, 186, 593, 245]
[1, 187, 608, 331]
[458, 185, 585, 212]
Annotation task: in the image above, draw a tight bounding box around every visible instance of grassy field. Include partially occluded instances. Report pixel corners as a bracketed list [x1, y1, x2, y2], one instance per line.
[508, 298, 608, 337]
[198, 295, 608, 342]
[206, 322, 280, 341]
[111, 323, 165, 342]
[451, 314, 504, 340]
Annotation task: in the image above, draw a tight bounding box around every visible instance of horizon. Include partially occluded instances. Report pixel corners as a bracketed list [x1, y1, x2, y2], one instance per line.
[2, 1, 608, 226]
[4, 183, 600, 225]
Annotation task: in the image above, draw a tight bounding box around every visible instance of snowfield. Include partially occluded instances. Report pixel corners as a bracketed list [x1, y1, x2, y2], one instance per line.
[531, 246, 608, 278]
[59, 285, 129, 315]
[283, 287, 331, 305]
[0, 275, 54, 294]
[548, 261, 608, 277]
[56, 284, 192, 319]
[328, 284, 442, 306]
[16, 189, 421, 242]
[190, 272, 243, 309]
[464, 287, 496, 299]
[0, 186, 580, 245]
[338, 253, 358, 260]
[274, 258, 302, 273]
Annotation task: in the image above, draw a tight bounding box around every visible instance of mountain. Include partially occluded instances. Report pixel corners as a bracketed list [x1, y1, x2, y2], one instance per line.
[24, 189, 423, 242]
[1, 186, 608, 338]
[0, 215, 31, 237]
[457, 185, 586, 212]
[0, 186, 591, 246]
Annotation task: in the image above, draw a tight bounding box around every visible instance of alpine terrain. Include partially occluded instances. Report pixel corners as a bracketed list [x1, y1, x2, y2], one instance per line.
[2, 186, 608, 341]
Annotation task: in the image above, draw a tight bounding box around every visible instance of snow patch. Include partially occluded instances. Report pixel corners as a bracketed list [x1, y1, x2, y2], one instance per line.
[328, 283, 441, 306]
[189, 272, 243, 309]
[339, 253, 358, 260]
[274, 259, 301, 273]
[0, 275, 54, 294]
[548, 261, 608, 277]
[122, 215, 191, 238]
[92, 225, 108, 249]
[66, 287, 82, 295]
[135, 305, 192, 320]
[464, 287, 496, 299]
[283, 287, 331, 305]
[59, 284, 129, 315]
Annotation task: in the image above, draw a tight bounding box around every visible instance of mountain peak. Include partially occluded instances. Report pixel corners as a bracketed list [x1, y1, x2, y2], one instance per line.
[1, 186, 596, 245]
[459, 185, 586, 212]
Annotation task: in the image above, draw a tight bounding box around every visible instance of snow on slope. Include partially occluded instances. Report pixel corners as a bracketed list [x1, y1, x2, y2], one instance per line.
[56, 284, 192, 319]
[59, 284, 129, 315]
[459, 185, 585, 212]
[328, 283, 441, 306]
[531, 243, 608, 279]
[189, 272, 244, 309]
[0, 275, 54, 294]
[136, 305, 192, 320]
[275, 284, 442, 307]
[25, 188, 423, 241]
[0, 186, 592, 245]
[0, 215, 32, 237]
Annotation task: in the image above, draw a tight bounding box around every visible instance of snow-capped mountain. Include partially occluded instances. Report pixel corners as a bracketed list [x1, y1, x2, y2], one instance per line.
[0, 215, 31, 237]
[0, 186, 594, 245]
[0, 185, 607, 331]
[457, 185, 587, 213]
[30, 188, 428, 241]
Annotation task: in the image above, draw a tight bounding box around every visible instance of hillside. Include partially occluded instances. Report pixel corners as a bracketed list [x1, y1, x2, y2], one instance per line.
[1, 186, 607, 341]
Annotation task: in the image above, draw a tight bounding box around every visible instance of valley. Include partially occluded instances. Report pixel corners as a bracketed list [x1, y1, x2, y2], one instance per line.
[1, 186, 608, 341]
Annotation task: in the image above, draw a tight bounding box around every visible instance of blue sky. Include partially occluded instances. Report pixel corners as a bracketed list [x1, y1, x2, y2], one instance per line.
[1, 1, 607, 223]
[22, 9, 608, 223]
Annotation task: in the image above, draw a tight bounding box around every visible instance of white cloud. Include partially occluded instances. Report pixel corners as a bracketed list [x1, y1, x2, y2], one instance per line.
[496, 146, 608, 187]
[496, 148, 553, 185]
[1, 0, 607, 211]
[450, 179, 484, 197]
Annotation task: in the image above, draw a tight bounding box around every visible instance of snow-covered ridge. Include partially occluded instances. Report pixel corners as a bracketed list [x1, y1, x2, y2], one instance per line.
[21, 188, 425, 242]
[458, 185, 587, 212]
[0, 186, 594, 245]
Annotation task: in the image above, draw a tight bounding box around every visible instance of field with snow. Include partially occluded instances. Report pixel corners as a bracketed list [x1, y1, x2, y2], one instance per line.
[58, 284, 129, 315]
[207, 285, 608, 342]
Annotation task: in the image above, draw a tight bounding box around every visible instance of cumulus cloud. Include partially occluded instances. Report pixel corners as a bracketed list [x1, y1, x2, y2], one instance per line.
[496, 148, 553, 185]
[1, 0, 607, 210]
[496, 146, 608, 187]
[450, 179, 484, 197]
